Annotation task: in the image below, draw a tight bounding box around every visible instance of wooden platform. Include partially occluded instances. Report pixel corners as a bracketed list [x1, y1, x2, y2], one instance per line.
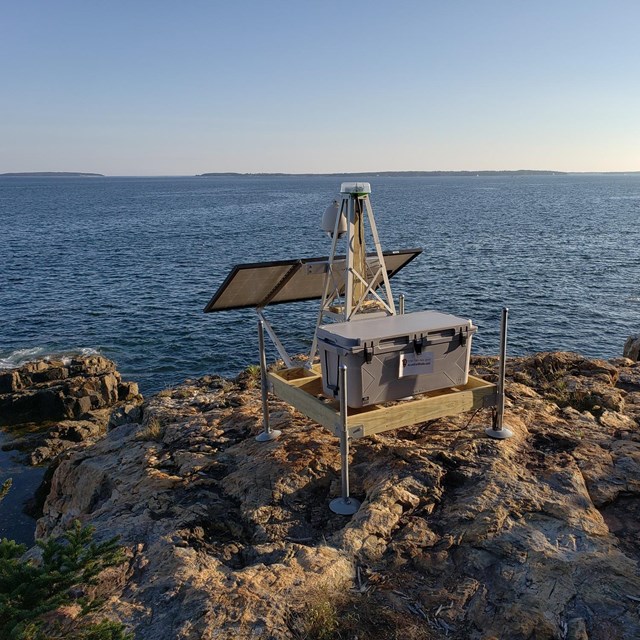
[268, 365, 497, 439]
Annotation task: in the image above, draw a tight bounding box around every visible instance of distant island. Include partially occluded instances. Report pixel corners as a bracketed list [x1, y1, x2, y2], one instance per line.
[197, 170, 567, 177]
[0, 172, 104, 177]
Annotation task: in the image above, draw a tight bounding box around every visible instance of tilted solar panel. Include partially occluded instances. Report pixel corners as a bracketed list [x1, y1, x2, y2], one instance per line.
[204, 249, 422, 312]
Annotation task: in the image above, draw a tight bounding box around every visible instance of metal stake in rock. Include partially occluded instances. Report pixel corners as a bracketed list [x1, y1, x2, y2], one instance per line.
[486, 307, 514, 439]
[330, 364, 361, 515]
[255, 318, 281, 442]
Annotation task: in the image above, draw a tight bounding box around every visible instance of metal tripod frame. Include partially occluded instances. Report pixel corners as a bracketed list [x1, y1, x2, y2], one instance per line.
[308, 190, 396, 366]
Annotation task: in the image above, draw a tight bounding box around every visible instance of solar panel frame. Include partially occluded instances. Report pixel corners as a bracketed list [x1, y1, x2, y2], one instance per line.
[203, 248, 422, 312]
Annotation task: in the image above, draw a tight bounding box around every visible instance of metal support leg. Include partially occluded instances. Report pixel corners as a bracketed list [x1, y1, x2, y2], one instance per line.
[255, 319, 281, 442]
[330, 365, 361, 515]
[486, 307, 514, 440]
[399, 293, 405, 315]
[256, 309, 293, 369]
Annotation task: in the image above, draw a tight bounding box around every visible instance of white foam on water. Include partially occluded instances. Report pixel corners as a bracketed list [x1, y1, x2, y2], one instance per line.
[0, 347, 45, 369]
[0, 347, 100, 369]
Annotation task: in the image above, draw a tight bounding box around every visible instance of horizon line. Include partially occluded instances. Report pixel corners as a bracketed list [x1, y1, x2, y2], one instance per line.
[3, 169, 640, 178]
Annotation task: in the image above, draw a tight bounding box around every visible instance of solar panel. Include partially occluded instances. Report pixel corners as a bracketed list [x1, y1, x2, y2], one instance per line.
[204, 249, 422, 312]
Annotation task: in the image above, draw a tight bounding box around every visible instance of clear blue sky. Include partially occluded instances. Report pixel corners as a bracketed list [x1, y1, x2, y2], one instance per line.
[2, 0, 639, 175]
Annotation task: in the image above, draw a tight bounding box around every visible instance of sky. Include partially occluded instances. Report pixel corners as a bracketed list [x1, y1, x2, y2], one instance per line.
[1, 0, 639, 175]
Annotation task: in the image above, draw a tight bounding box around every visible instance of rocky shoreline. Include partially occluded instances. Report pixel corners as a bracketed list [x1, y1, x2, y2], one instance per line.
[0, 355, 143, 526]
[2, 350, 640, 639]
[0, 355, 142, 466]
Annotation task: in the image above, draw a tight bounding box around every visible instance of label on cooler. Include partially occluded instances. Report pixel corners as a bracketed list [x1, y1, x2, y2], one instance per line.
[399, 351, 434, 377]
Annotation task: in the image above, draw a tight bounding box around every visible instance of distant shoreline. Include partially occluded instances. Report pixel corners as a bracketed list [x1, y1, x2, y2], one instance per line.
[195, 170, 639, 177]
[197, 170, 568, 178]
[2, 171, 640, 178]
[0, 172, 104, 177]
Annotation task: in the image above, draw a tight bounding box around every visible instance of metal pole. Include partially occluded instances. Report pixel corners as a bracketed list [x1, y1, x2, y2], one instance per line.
[329, 364, 361, 515]
[339, 364, 350, 501]
[255, 319, 281, 442]
[496, 307, 508, 429]
[399, 293, 405, 315]
[485, 307, 514, 440]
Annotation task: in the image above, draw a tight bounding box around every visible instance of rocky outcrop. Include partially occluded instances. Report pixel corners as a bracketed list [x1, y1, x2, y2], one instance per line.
[0, 355, 140, 427]
[0, 355, 140, 426]
[0, 355, 142, 466]
[35, 354, 640, 640]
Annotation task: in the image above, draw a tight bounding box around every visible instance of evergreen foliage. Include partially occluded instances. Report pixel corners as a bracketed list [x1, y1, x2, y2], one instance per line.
[0, 517, 133, 640]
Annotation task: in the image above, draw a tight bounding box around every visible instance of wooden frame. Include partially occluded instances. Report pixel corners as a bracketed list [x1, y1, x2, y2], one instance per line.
[268, 365, 497, 440]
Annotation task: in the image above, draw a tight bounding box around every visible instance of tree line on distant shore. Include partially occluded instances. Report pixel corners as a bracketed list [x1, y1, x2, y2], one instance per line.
[197, 169, 567, 177]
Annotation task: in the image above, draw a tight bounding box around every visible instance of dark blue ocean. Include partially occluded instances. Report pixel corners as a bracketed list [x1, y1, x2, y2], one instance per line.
[2, 174, 640, 544]
[2, 175, 640, 394]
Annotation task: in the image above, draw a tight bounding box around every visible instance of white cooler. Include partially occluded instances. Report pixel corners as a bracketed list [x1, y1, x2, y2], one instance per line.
[317, 310, 477, 408]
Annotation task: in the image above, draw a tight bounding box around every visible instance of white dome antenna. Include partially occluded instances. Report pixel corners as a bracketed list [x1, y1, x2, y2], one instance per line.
[340, 182, 371, 195]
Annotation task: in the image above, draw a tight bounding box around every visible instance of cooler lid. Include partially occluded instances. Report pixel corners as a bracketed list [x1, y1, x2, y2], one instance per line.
[317, 310, 475, 348]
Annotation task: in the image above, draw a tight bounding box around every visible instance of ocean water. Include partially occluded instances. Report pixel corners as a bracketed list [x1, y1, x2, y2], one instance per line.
[0, 430, 45, 544]
[1, 174, 640, 544]
[2, 174, 640, 395]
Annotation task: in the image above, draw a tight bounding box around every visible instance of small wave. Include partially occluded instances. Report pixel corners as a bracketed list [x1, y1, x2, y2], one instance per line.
[0, 348, 46, 369]
[627, 296, 640, 303]
[0, 347, 100, 370]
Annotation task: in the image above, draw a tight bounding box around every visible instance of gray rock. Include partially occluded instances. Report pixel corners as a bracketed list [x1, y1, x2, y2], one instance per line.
[0, 370, 22, 393]
[52, 420, 104, 443]
[118, 381, 140, 402]
[623, 334, 640, 361]
[108, 403, 143, 429]
[0, 388, 66, 425]
[29, 440, 72, 466]
[566, 617, 589, 640]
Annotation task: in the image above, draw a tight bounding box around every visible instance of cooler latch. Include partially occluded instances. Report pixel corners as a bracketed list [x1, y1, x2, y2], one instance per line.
[413, 337, 423, 354]
[364, 344, 373, 364]
[459, 328, 467, 347]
